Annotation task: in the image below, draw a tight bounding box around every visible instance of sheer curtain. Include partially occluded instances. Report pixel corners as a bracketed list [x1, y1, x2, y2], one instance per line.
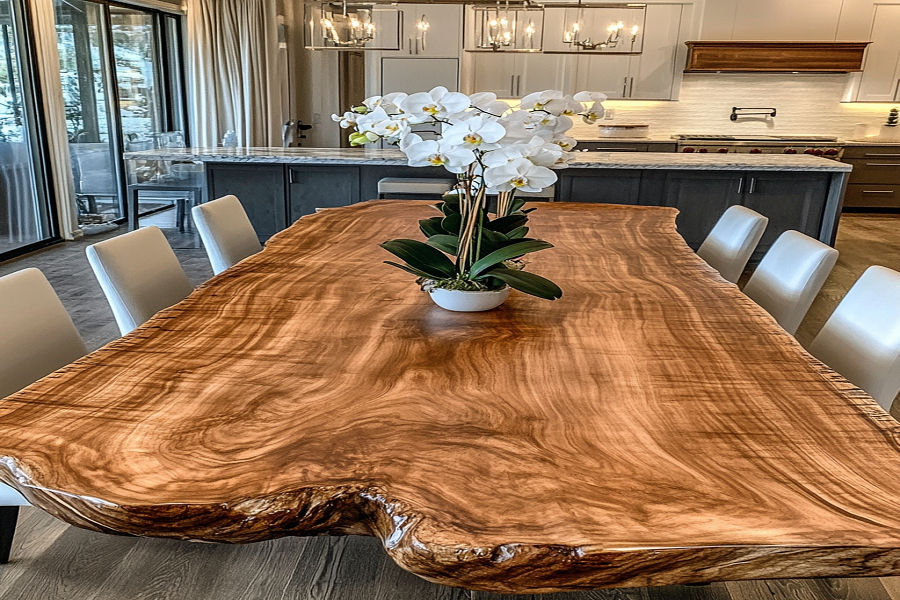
[186, 0, 282, 148]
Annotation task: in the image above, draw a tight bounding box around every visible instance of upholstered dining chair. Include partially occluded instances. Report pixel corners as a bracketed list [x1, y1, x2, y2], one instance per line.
[742, 230, 839, 335]
[191, 195, 262, 275]
[86, 226, 194, 336]
[696, 205, 769, 284]
[808, 265, 900, 412]
[0, 268, 88, 564]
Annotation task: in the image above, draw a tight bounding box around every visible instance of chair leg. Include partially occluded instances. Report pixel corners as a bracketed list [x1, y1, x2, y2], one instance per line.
[0, 506, 20, 564]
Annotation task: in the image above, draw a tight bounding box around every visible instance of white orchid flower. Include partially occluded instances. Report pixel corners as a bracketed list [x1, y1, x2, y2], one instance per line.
[355, 106, 393, 142]
[468, 92, 509, 118]
[374, 115, 411, 144]
[442, 116, 506, 150]
[361, 95, 385, 111]
[520, 90, 564, 110]
[404, 138, 476, 173]
[521, 136, 567, 168]
[381, 92, 408, 114]
[553, 135, 578, 152]
[399, 132, 423, 152]
[573, 91, 608, 103]
[484, 157, 558, 192]
[400, 86, 471, 121]
[482, 144, 529, 168]
[331, 111, 358, 129]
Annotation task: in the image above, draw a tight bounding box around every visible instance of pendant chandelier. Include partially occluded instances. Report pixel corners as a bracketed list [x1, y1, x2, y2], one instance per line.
[304, 1, 402, 50]
[472, 1, 543, 52]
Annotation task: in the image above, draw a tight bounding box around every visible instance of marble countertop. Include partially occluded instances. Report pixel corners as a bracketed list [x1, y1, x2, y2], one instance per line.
[124, 147, 851, 172]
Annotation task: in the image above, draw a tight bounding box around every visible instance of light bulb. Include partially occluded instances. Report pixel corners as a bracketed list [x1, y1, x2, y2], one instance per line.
[630, 25, 639, 35]
[489, 19, 498, 26]
[573, 22, 580, 32]
[500, 17, 508, 26]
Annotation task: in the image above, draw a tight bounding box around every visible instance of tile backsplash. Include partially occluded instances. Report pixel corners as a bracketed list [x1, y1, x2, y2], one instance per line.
[566, 73, 899, 140]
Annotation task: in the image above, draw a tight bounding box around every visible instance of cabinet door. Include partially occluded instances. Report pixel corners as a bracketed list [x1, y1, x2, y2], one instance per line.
[573, 54, 632, 99]
[856, 5, 900, 102]
[288, 166, 359, 222]
[739, 172, 828, 253]
[629, 4, 682, 100]
[206, 164, 285, 240]
[382, 57, 459, 94]
[406, 4, 462, 58]
[662, 172, 743, 249]
[518, 53, 572, 96]
[471, 52, 518, 97]
[558, 170, 643, 204]
[730, 0, 843, 41]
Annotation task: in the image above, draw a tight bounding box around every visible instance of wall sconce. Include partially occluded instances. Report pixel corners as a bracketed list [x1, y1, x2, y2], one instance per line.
[304, 1, 401, 50]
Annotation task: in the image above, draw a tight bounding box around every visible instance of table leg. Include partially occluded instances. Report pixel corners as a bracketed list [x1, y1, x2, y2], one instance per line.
[0, 506, 19, 564]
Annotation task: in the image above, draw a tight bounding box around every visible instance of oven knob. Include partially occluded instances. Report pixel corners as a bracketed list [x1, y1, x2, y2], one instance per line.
[717, 148, 729, 153]
[749, 148, 762, 154]
[804, 148, 817, 154]
[824, 148, 839, 156]
[682, 147, 695, 153]
[783, 148, 797, 154]
[813, 148, 825, 156]
[698, 148, 708, 153]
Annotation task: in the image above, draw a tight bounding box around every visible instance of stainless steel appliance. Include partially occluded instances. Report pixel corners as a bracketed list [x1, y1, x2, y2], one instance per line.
[672, 135, 843, 159]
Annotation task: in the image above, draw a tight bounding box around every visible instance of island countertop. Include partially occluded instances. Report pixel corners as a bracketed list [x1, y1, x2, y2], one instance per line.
[125, 147, 852, 172]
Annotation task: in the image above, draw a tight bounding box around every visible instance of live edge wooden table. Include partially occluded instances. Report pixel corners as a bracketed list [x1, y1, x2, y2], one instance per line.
[2, 201, 900, 593]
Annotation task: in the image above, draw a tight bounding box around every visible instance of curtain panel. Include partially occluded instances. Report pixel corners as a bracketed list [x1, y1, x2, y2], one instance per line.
[186, 0, 282, 147]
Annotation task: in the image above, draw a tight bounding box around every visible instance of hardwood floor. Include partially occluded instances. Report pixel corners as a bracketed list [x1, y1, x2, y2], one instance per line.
[1, 212, 900, 599]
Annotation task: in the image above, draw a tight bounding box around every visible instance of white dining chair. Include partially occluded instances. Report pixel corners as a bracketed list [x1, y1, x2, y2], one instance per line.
[808, 265, 900, 411]
[191, 195, 262, 275]
[86, 226, 194, 336]
[0, 268, 88, 564]
[742, 230, 839, 335]
[696, 205, 768, 284]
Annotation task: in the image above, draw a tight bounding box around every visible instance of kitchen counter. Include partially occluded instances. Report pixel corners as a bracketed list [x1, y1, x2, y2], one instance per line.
[126, 147, 850, 172]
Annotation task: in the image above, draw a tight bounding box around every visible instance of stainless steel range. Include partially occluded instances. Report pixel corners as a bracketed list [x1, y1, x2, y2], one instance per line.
[672, 135, 843, 159]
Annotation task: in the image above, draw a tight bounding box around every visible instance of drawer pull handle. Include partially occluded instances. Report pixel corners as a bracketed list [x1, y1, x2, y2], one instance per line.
[865, 153, 900, 157]
[864, 163, 900, 166]
[590, 148, 640, 151]
[861, 190, 895, 194]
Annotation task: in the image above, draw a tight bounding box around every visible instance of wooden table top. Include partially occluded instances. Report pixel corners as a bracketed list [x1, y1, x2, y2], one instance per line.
[2, 201, 900, 593]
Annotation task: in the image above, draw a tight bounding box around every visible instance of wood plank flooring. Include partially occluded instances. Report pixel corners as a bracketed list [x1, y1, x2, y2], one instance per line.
[1, 212, 900, 599]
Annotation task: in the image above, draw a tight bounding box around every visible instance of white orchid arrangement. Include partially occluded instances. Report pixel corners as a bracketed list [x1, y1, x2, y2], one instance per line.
[332, 86, 606, 300]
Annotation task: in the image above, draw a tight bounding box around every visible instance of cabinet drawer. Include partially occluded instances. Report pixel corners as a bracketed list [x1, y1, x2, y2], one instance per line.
[843, 158, 900, 184]
[843, 184, 900, 208]
[841, 146, 900, 159]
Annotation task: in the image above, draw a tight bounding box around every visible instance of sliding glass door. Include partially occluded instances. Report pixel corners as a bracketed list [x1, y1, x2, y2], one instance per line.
[0, 0, 56, 257]
[54, 0, 185, 225]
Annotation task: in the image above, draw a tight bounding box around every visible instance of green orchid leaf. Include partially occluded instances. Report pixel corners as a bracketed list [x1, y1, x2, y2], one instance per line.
[380, 239, 456, 278]
[510, 197, 527, 214]
[486, 214, 528, 234]
[419, 217, 446, 238]
[442, 213, 462, 235]
[522, 207, 537, 214]
[427, 234, 459, 255]
[479, 267, 563, 300]
[477, 228, 509, 257]
[384, 261, 442, 281]
[506, 226, 529, 239]
[469, 240, 554, 277]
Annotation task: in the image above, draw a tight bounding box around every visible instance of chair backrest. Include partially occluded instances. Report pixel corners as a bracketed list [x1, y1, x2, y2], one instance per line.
[0, 268, 87, 399]
[696, 205, 768, 284]
[742, 230, 839, 335]
[86, 226, 194, 336]
[808, 265, 900, 411]
[191, 195, 262, 275]
[69, 143, 118, 196]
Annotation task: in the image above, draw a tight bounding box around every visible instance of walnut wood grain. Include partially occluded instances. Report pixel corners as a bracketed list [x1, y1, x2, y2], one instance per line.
[2, 201, 900, 593]
[684, 41, 870, 72]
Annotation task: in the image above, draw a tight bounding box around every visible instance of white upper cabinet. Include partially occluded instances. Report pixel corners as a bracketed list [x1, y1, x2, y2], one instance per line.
[383, 4, 462, 58]
[700, 0, 844, 41]
[468, 52, 570, 98]
[854, 4, 900, 102]
[571, 4, 684, 100]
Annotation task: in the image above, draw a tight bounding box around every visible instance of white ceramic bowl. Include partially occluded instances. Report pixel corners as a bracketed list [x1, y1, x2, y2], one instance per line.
[429, 287, 510, 312]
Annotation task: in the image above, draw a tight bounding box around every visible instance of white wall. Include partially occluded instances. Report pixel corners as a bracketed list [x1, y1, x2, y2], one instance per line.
[566, 73, 900, 139]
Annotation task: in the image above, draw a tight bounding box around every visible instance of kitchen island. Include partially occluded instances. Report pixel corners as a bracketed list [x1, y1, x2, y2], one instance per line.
[126, 147, 851, 257]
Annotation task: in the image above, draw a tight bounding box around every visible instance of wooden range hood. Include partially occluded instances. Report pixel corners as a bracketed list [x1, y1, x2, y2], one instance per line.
[684, 41, 870, 73]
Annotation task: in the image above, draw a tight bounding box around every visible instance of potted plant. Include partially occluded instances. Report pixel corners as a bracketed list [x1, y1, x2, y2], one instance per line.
[333, 87, 606, 311]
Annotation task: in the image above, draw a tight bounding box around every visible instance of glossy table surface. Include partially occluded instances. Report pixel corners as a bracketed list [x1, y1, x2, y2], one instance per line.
[2, 201, 900, 593]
